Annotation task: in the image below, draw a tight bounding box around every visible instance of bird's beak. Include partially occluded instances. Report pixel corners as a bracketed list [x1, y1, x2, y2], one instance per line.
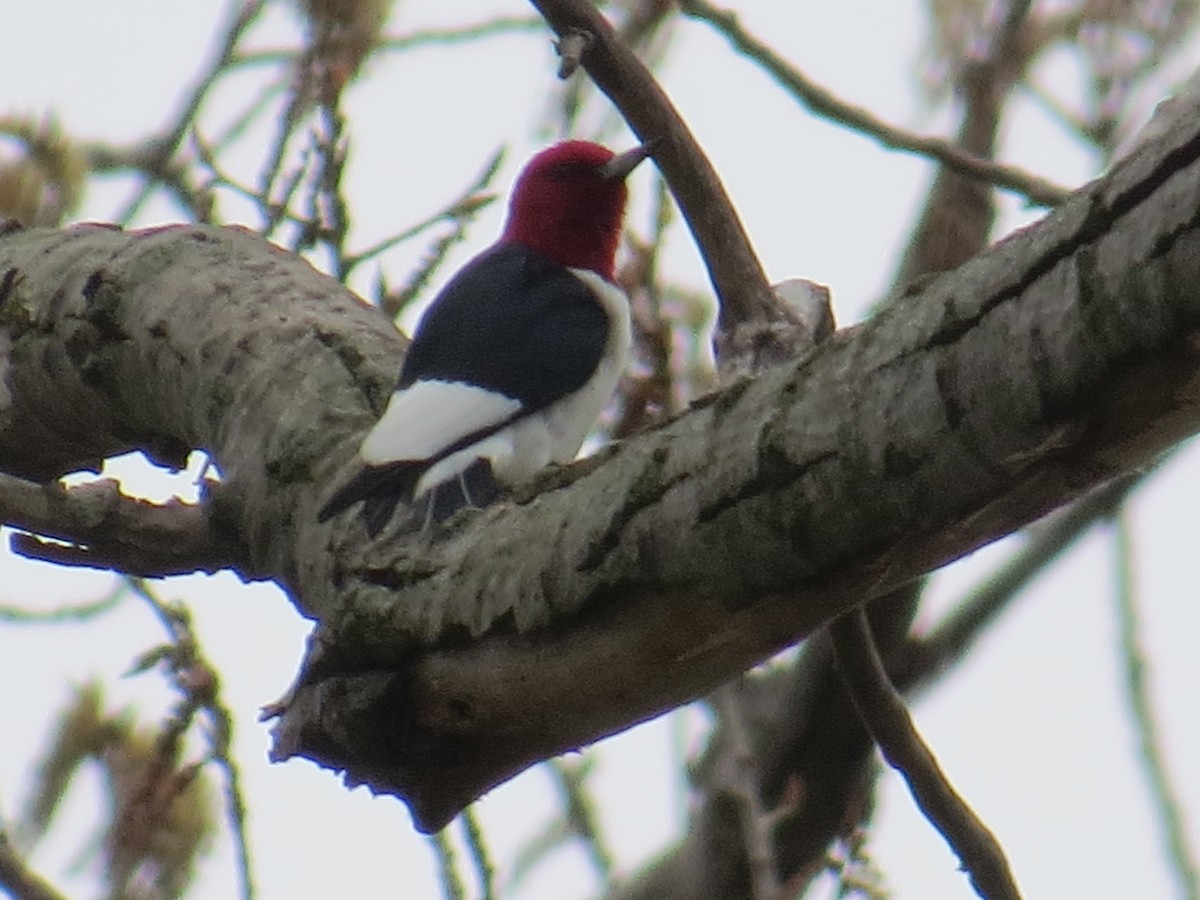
[597, 142, 655, 180]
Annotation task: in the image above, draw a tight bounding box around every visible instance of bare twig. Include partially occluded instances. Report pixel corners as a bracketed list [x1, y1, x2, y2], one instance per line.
[824, 829, 888, 899]
[460, 808, 497, 900]
[125, 578, 256, 900]
[107, 0, 270, 223]
[190, 122, 312, 235]
[549, 756, 615, 882]
[258, 92, 317, 230]
[155, 0, 269, 165]
[352, 185, 496, 279]
[295, 105, 352, 278]
[712, 683, 787, 900]
[830, 609, 1023, 900]
[0, 578, 127, 623]
[354, 147, 505, 313]
[611, 174, 681, 438]
[492, 755, 615, 892]
[1112, 516, 1200, 900]
[906, 474, 1135, 688]
[232, 17, 543, 72]
[680, 0, 1070, 208]
[0, 829, 68, 900]
[429, 829, 467, 900]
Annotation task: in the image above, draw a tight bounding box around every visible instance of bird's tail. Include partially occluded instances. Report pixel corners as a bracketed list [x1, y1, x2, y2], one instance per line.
[317, 461, 422, 537]
[318, 457, 503, 538]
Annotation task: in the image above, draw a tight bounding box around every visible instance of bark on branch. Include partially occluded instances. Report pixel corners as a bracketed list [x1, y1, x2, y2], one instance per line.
[4, 105, 1200, 831]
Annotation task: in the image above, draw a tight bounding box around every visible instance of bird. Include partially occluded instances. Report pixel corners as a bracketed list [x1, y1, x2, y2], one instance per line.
[318, 139, 652, 537]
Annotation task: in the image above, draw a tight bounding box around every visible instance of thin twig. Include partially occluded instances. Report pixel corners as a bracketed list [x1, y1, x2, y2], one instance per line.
[0, 578, 127, 623]
[610, 173, 680, 438]
[207, 699, 255, 900]
[191, 126, 310, 235]
[112, 0, 270, 223]
[257, 82, 316, 230]
[232, 17, 544, 69]
[349, 146, 504, 292]
[549, 756, 615, 881]
[906, 474, 1136, 688]
[155, 0, 269, 166]
[713, 683, 785, 900]
[680, 0, 1070, 208]
[0, 829, 68, 900]
[460, 807, 496, 900]
[125, 577, 257, 900]
[297, 104, 352, 279]
[428, 829, 466, 900]
[830, 609, 1023, 900]
[352, 192, 494, 280]
[1112, 515, 1200, 900]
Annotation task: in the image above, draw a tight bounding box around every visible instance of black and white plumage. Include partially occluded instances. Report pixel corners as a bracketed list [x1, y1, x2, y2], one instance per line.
[318, 141, 650, 536]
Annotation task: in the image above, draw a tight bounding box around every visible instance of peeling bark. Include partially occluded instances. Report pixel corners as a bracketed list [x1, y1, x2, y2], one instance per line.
[4, 106, 1200, 832]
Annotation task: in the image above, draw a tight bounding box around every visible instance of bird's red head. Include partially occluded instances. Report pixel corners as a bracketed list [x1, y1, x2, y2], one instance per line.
[502, 140, 650, 281]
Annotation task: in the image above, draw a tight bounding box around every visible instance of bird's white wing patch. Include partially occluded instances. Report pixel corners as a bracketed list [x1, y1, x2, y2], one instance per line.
[359, 380, 522, 465]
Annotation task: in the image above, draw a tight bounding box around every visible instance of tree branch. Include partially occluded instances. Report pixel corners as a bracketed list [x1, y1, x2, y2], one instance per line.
[709, 682, 800, 900]
[87, 0, 269, 224]
[905, 474, 1132, 688]
[0, 829, 69, 900]
[269, 99, 1200, 829]
[0, 473, 255, 578]
[1112, 516, 1200, 900]
[5, 86, 1200, 832]
[679, 0, 1070, 209]
[830, 609, 1022, 900]
[608, 588, 918, 900]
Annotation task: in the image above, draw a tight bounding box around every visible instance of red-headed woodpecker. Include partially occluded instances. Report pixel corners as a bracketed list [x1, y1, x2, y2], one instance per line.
[318, 140, 652, 536]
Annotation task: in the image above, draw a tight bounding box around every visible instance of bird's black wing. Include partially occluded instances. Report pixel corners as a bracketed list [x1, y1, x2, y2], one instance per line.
[398, 243, 610, 413]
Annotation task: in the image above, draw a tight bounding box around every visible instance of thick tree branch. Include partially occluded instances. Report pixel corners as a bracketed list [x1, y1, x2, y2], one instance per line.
[279, 106, 1200, 829]
[5, 94, 1200, 832]
[893, 0, 1035, 286]
[804, 12, 1040, 890]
